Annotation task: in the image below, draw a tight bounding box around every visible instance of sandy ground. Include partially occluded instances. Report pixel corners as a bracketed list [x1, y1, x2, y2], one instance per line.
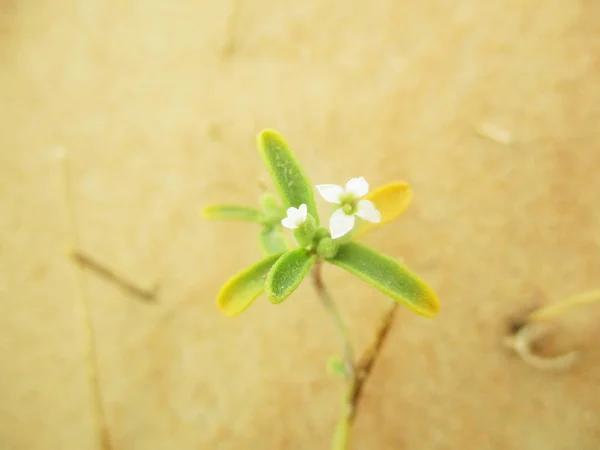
[1, 1, 600, 449]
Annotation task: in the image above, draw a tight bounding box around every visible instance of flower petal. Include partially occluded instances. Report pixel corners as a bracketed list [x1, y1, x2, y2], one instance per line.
[345, 177, 369, 198]
[330, 209, 356, 239]
[356, 200, 381, 223]
[316, 184, 344, 204]
[298, 204, 308, 222]
[281, 217, 299, 229]
[286, 206, 302, 224]
[353, 181, 413, 239]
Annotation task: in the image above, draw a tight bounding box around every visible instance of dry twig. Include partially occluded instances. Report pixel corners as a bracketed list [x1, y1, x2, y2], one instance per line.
[59, 149, 113, 450]
[69, 250, 157, 303]
[312, 259, 399, 449]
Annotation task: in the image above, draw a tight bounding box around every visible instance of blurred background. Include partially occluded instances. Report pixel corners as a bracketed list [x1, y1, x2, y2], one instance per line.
[1, 1, 600, 449]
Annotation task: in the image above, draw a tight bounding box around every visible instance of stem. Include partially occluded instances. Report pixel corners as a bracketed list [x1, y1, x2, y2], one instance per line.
[221, 0, 240, 57]
[527, 289, 600, 323]
[505, 288, 600, 372]
[506, 322, 580, 372]
[69, 250, 157, 303]
[311, 259, 399, 450]
[60, 150, 113, 450]
[352, 301, 398, 417]
[312, 260, 355, 378]
[332, 384, 354, 450]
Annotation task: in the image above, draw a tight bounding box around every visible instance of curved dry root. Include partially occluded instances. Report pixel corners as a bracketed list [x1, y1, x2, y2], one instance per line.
[504, 321, 580, 372]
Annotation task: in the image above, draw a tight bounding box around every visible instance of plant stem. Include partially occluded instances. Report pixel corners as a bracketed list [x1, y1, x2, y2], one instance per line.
[69, 250, 157, 303]
[527, 289, 600, 323]
[505, 288, 600, 372]
[312, 259, 355, 379]
[311, 259, 399, 450]
[505, 322, 580, 371]
[60, 150, 113, 450]
[221, 0, 240, 57]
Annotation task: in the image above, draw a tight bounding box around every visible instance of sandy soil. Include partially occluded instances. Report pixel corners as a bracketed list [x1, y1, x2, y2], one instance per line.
[1, 1, 600, 449]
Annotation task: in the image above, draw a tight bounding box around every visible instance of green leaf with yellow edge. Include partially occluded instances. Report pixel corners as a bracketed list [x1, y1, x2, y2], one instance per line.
[353, 181, 413, 239]
[329, 242, 439, 318]
[257, 129, 319, 224]
[265, 248, 317, 304]
[203, 204, 263, 224]
[217, 253, 283, 316]
[260, 227, 288, 255]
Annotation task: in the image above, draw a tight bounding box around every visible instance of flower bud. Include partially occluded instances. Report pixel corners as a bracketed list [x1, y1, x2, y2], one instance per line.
[316, 236, 339, 259]
[293, 213, 317, 247]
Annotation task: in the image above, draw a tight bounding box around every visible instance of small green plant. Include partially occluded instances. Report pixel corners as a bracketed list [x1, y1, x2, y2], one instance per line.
[204, 129, 440, 449]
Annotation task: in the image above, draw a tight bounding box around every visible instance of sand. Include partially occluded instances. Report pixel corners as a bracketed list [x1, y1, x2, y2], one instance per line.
[1, 1, 599, 449]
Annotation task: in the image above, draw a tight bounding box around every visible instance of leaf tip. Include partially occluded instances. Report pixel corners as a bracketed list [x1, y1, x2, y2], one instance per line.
[265, 249, 316, 304]
[201, 205, 215, 219]
[263, 278, 282, 305]
[215, 254, 282, 317]
[216, 282, 261, 317]
[258, 128, 282, 140]
[216, 277, 255, 317]
[257, 128, 284, 152]
[411, 284, 441, 318]
[216, 285, 242, 317]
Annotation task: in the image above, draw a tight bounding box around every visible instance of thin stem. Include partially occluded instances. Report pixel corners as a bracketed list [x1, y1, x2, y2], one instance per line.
[311, 259, 399, 450]
[60, 150, 113, 450]
[312, 259, 355, 378]
[504, 288, 600, 372]
[352, 301, 398, 419]
[221, 0, 240, 58]
[505, 322, 580, 372]
[527, 289, 600, 323]
[70, 250, 157, 303]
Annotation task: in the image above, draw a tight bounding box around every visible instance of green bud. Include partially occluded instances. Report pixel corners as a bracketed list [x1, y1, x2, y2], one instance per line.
[314, 226, 331, 241]
[259, 192, 284, 219]
[326, 355, 346, 376]
[317, 236, 339, 259]
[293, 214, 317, 247]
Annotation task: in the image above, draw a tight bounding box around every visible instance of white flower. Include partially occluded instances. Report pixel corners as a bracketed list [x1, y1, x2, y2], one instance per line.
[316, 176, 381, 239]
[281, 204, 308, 229]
